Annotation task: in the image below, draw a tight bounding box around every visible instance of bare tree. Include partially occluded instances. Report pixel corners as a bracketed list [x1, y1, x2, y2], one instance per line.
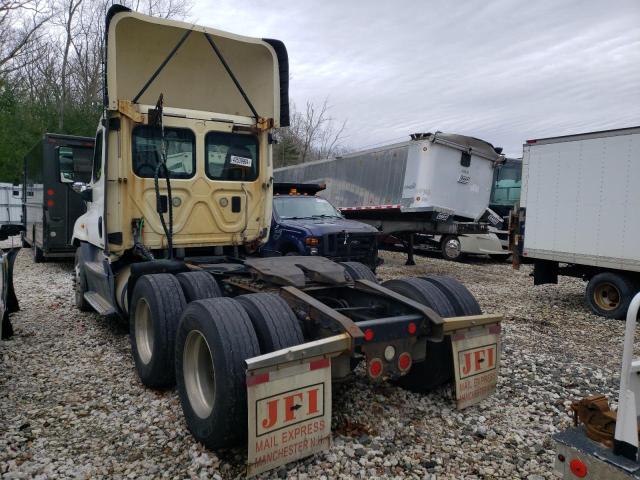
[0, 0, 51, 76]
[56, 0, 82, 129]
[274, 99, 348, 167]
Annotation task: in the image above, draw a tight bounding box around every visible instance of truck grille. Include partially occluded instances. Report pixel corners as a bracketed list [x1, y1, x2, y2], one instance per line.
[323, 232, 377, 262]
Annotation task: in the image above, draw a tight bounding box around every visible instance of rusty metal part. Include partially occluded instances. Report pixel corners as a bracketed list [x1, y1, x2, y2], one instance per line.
[117, 100, 143, 123]
[257, 117, 274, 131]
[571, 395, 622, 447]
[352, 279, 444, 341]
[279, 286, 364, 345]
[442, 314, 503, 333]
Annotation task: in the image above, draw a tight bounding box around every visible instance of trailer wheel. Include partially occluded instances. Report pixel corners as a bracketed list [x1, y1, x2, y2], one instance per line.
[130, 274, 186, 388]
[176, 297, 260, 449]
[420, 275, 482, 316]
[382, 277, 456, 392]
[340, 261, 378, 283]
[73, 251, 92, 312]
[236, 293, 304, 353]
[175, 271, 222, 303]
[586, 272, 637, 319]
[441, 235, 463, 261]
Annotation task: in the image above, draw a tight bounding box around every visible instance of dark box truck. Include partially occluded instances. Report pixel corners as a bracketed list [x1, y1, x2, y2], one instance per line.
[22, 134, 94, 262]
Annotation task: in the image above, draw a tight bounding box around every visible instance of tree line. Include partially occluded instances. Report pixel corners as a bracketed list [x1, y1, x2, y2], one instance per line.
[0, 0, 347, 183]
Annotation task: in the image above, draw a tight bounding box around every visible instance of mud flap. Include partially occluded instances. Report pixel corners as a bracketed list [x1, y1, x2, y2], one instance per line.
[0, 247, 20, 339]
[245, 334, 350, 477]
[451, 322, 501, 409]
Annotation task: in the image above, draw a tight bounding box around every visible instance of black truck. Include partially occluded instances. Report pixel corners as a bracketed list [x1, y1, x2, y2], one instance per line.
[22, 133, 94, 262]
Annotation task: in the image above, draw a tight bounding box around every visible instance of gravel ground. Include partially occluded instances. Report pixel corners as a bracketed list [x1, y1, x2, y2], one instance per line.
[0, 245, 631, 479]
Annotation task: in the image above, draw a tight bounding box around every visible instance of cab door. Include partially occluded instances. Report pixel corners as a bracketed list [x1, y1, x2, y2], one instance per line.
[82, 127, 106, 249]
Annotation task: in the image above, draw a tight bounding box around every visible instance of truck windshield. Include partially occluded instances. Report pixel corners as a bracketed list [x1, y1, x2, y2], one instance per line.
[274, 196, 342, 219]
[132, 126, 195, 178]
[491, 161, 522, 206]
[206, 132, 258, 181]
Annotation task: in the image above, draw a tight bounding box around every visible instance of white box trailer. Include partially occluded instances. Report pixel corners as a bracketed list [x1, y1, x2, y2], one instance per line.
[275, 132, 505, 262]
[0, 183, 23, 240]
[517, 126, 640, 318]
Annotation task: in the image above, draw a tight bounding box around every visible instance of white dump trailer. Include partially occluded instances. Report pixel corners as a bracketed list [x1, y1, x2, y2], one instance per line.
[275, 132, 505, 262]
[515, 126, 640, 319]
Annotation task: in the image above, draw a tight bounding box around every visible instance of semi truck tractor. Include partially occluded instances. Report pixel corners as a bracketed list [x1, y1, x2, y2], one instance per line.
[57, 5, 503, 475]
[514, 126, 640, 319]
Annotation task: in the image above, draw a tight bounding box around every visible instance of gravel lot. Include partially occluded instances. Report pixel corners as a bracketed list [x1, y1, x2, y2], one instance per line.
[0, 246, 630, 479]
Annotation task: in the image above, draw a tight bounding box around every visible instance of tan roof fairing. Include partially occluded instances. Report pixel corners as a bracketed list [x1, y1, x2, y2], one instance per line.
[106, 8, 283, 125]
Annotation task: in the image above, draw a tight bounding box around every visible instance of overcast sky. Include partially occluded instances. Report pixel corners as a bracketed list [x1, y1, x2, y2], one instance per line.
[192, 0, 640, 157]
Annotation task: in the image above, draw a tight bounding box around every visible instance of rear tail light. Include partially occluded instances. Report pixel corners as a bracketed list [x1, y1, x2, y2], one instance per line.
[46, 199, 54, 207]
[569, 458, 587, 478]
[368, 358, 383, 378]
[398, 352, 412, 372]
[364, 328, 375, 341]
[407, 322, 417, 335]
[47, 188, 55, 196]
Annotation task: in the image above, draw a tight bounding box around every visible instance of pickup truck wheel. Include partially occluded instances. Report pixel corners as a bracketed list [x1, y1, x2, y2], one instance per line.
[130, 274, 186, 388]
[441, 235, 463, 261]
[176, 297, 260, 449]
[382, 277, 456, 392]
[236, 293, 304, 353]
[420, 275, 482, 316]
[176, 271, 222, 303]
[73, 251, 92, 312]
[340, 261, 378, 283]
[586, 272, 636, 319]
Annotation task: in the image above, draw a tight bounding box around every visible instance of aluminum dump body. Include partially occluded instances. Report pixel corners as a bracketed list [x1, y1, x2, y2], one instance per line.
[275, 133, 503, 221]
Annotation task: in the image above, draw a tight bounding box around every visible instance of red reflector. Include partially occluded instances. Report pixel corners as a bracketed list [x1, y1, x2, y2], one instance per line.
[526, 139, 537, 144]
[46, 199, 54, 207]
[369, 358, 382, 378]
[557, 454, 565, 462]
[407, 322, 417, 335]
[246, 372, 269, 387]
[398, 352, 412, 371]
[452, 333, 465, 341]
[569, 459, 587, 478]
[310, 358, 330, 371]
[489, 324, 501, 334]
[364, 328, 375, 341]
[47, 189, 55, 196]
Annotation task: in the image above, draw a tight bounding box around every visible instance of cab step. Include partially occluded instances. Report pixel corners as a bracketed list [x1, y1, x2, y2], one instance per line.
[83, 292, 117, 316]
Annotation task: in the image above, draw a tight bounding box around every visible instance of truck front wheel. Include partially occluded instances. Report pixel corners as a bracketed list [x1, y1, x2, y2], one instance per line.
[130, 274, 186, 388]
[176, 297, 260, 449]
[441, 235, 463, 261]
[586, 272, 637, 319]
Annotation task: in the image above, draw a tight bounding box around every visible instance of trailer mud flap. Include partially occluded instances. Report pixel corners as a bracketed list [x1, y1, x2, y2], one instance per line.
[1, 247, 20, 339]
[246, 359, 332, 477]
[451, 323, 501, 409]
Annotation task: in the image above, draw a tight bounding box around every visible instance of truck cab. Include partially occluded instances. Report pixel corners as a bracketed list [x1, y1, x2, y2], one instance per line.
[261, 183, 379, 269]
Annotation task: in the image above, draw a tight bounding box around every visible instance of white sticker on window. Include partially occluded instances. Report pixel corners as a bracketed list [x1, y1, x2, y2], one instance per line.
[230, 155, 252, 167]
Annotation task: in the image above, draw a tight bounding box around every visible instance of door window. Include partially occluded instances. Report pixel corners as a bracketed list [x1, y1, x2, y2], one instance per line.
[132, 126, 195, 178]
[205, 132, 258, 181]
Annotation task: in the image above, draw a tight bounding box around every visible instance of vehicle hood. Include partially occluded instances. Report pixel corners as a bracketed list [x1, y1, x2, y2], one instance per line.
[105, 6, 285, 125]
[279, 217, 378, 236]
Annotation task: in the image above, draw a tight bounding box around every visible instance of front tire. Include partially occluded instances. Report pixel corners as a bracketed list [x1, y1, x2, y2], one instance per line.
[441, 235, 463, 261]
[585, 272, 637, 319]
[130, 274, 186, 388]
[73, 250, 92, 312]
[176, 298, 260, 449]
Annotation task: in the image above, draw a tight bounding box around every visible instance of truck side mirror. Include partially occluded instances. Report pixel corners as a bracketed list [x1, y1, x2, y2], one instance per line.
[57, 147, 76, 183]
[71, 182, 93, 202]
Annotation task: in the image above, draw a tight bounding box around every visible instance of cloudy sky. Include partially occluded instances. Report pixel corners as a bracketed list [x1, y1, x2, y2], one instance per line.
[192, 0, 640, 157]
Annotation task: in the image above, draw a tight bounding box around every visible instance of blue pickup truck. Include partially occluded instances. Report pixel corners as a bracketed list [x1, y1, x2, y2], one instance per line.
[260, 183, 379, 270]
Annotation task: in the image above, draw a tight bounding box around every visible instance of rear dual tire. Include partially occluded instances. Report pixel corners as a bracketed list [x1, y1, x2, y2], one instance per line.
[382, 276, 482, 392]
[176, 293, 303, 449]
[586, 272, 638, 319]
